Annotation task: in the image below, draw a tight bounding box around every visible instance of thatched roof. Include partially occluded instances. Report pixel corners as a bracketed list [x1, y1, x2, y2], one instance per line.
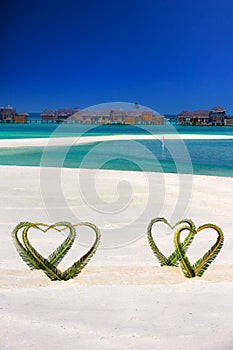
[5, 105, 13, 110]
[41, 108, 75, 117]
[178, 106, 227, 118]
[0, 105, 14, 111]
[76, 109, 112, 117]
[178, 110, 193, 116]
[211, 106, 226, 113]
[73, 108, 154, 118]
[16, 112, 29, 116]
[56, 108, 73, 116]
[192, 110, 211, 117]
[41, 109, 56, 116]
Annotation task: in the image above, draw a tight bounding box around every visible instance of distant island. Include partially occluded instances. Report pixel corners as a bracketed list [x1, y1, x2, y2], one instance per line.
[0, 104, 165, 125]
[1, 104, 233, 126]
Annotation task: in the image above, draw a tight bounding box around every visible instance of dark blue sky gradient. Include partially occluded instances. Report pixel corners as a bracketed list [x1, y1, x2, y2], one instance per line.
[1, 0, 233, 113]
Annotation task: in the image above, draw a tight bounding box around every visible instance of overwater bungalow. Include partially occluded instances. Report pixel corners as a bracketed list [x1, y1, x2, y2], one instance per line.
[14, 112, 28, 123]
[224, 116, 233, 125]
[192, 110, 211, 125]
[209, 106, 226, 125]
[71, 108, 165, 125]
[178, 106, 226, 126]
[0, 105, 29, 123]
[177, 110, 193, 125]
[41, 108, 76, 122]
[56, 108, 74, 122]
[0, 105, 16, 122]
[41, 109, 57, 122]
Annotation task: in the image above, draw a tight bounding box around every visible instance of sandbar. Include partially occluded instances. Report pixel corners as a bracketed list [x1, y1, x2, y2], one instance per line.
[0, 132, 233, 148]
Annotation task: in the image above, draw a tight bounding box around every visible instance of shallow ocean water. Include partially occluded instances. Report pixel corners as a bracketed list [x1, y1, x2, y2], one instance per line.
[0, 137, 232, 177]
[0, 123, 233, 139]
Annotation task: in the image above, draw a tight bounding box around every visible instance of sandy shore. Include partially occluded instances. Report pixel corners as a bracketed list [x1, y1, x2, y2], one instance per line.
[0, 165, 233, 349]
[0, 132, 233, 148]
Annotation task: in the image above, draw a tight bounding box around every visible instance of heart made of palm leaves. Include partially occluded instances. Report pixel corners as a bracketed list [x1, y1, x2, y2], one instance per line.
[12, 221, 101, 281]
[147, 217, 196, 266]
[174, 223, 224, 278]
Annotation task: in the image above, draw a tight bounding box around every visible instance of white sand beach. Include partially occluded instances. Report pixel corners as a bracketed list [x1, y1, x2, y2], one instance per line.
[0, 132, 233, 148]
[0, 162, 233, 350]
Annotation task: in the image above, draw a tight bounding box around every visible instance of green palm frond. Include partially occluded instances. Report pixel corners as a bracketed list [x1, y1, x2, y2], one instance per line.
[193, 224, 224, 277]
[12, 221, 101, 281]
[147, 217, 196, 267]
[62, 222, 101, 281]
[174, 225, 196, 278]
[12, 222, 41, 270]
[147, 217, 169, 266]
[22, 223, 63, 281]
[169, 219, 196, 265]
[47, 222, 76, 266]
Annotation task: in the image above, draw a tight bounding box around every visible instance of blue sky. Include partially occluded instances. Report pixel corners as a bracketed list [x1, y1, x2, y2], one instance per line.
[1, 0, 233, 114]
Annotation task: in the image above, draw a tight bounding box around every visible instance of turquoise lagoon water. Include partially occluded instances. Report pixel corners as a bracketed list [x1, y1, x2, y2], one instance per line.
[0, 124, 232, 177]
[1, 123, 233, 139]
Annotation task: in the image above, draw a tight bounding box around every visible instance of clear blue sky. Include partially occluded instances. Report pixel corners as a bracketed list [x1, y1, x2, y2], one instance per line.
[1, 0, 233, 114]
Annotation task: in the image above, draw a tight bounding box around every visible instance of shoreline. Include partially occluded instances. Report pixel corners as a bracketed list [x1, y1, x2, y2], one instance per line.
[0, 132, 233, 148]
[0, 163, 232, 179]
